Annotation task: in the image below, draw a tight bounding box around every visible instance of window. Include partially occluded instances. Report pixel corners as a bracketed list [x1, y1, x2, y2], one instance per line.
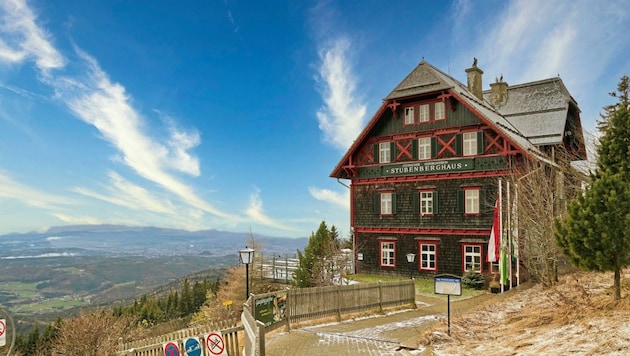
[463, 132, 477, 156]
[419, 242, 437, 271]
[419, 104, 430, 122]
[463, 244, 482, 273]
[435, 101, 445, 120]
[404, 107, 415, 125]
[418, 137, 431, 160]
[379, 142, 391, 163]
[381, 192, 393, 215]
[465, 188, 480, 214]
[380, 241, 396, 267]
[420, 191, 434, 216]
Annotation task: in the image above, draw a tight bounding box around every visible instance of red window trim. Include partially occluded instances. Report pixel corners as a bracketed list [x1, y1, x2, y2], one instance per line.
[379, 240, 396, 268]
[418, 240, 438, 272]
[461, 243, 484, 273]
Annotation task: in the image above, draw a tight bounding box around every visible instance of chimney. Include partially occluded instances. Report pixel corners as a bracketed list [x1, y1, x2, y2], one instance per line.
[465, 58, 484, 100]
[489, 75, 508, 108]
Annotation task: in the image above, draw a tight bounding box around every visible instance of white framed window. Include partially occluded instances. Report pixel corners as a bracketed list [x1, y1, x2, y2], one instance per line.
[404, 107, 415, 125]
[418, 137, 431, 160]
[420, 191, 434, 216]
[463, 132, 477, 156]
[420, 242, 437, 271]
[419, 104, 430, 122]
[435, 101, 446, 120]
[463, 244, 482, 273]
[465, 188, 480, 214]
[380, 241, 396, 267]
[379, 142, 391, 163]
[381, 192, 393, 215]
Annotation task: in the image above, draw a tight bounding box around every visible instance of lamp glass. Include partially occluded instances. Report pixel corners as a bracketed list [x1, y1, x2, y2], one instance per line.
[406, 253, 416, 263]
[239, 247, 255, 264]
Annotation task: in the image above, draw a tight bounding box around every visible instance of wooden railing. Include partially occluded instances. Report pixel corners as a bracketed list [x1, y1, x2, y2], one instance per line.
[116, 319, 242, 356]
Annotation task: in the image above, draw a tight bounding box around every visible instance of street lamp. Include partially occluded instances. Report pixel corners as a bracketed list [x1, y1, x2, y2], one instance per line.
[406, 253, 416, 279]
[239, 246, 255, 299]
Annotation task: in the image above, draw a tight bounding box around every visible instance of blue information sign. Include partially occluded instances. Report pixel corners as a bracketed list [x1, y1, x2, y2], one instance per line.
[184, 337, 202, 356]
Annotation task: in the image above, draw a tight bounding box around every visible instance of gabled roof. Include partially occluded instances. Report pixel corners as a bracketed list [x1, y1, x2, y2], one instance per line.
[331, 60, 551, 178]
[483, 78, 579, 146]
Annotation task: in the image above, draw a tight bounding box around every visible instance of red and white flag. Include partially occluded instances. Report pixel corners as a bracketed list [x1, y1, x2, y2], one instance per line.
[487, 197, 500, 262]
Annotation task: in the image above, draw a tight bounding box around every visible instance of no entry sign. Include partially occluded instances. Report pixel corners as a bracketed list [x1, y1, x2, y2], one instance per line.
[0, 319, 6, 347]
[205, 332, 227, 356]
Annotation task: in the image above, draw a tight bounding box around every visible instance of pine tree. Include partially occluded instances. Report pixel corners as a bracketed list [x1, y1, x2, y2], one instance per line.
[293, 221, 340, 287]
[555, 76, 630, 300]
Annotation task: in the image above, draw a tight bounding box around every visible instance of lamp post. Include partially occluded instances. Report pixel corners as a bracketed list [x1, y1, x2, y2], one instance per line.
[239, 246, 255, 300]
[406, 253, 416, 279]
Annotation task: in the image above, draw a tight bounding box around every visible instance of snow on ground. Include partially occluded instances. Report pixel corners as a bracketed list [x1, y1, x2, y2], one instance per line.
[424, 270, 630, 355]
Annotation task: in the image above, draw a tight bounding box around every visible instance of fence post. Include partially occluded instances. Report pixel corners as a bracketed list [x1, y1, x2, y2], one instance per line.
[378, 281, 383, 313]
[257, 320, 266, 356]
[336, 285, 342, 321]
[285, 256, 289, 284]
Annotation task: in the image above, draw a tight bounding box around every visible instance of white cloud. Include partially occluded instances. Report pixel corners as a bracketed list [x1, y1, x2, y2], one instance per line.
[0, 0, 65, 70]
[73, 171, 176, 214]
[315, 37, 367, 151]
[51, 213, 101, 225]
[244, 188, 294, 231]
[0, 170, 76, 209]
[309, 186, 350, 210]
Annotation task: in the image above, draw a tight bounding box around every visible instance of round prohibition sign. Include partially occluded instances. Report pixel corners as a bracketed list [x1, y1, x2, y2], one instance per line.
[163, 341, 180, 356]
[205, 333, 225, 355]
[0, 319, 5, 336]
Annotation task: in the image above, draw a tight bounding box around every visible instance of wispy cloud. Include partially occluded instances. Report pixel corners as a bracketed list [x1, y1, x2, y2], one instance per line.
[51, 213, 101, 225]
[308, 187, 349, 210]
[73, 171, 176, 214]
[452, 0, 630, 124]
[315, 37, 367, 152]
[244, 188, 294, 231]
[0, 170, 76, 209]
[0, 0, 64, 71]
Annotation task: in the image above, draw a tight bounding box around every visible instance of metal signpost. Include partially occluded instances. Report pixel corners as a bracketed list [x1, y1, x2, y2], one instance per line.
[434, 274, 462, 336]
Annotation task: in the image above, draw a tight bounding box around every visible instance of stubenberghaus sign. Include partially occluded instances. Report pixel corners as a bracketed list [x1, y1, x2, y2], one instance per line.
[382, 158, 474, 176]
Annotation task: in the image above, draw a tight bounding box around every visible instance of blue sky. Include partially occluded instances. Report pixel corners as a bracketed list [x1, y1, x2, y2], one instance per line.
[0, 0, 628, 239]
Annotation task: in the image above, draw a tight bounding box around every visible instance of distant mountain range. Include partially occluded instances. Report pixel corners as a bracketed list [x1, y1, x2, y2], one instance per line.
[0, 224, 308, 259]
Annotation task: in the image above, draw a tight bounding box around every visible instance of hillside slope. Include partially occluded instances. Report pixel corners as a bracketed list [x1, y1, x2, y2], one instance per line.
[424, 270, 630, 355]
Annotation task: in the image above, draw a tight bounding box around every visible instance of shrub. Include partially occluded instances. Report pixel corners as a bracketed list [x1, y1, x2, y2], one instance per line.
[462, 272, 486, 290]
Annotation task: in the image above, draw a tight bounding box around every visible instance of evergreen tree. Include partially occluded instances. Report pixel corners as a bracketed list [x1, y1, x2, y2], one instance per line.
[293, 221, 340, 287]
[555, 76, 630, 300]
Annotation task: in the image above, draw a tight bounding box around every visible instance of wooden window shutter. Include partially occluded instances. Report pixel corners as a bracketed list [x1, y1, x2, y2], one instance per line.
[455, 134, 463, 156]
[392, 192, 397, 214]
[390, 142, 396, 161]
[477, 131, 485, 154]
[373, 144, 379, 163]
[433, 190, 439, 214]
[413, 191, 419, 214]
[373, 193, 380, 214]
[412, 139, 418, 160]
[456, 190, 464, 213]
[431, 137, 438, 158]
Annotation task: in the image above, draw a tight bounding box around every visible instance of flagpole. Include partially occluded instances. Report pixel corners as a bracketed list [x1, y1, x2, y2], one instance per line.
[499, 178, 504, 293]
[515, 182, 520, 287]
[507, 180, 512, 290]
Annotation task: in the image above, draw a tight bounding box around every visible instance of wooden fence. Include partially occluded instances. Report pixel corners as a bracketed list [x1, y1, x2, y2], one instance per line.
[252, 279, 415, 332]
[116, 319, 242, 356]
[242, 297, 265, 356]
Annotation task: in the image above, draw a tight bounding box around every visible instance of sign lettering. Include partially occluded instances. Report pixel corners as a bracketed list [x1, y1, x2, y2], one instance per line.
[382, 159, 474, 176]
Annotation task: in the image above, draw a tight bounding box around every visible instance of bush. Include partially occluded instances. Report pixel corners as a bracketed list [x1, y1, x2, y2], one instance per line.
[462, 272, 486, 290]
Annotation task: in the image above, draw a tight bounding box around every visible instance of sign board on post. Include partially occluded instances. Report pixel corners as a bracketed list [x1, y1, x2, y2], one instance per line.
[0, 319, 6, 347]
[205, 332, 228, 356]
[434, 274, 462, 336]
[434, 275, 462, 296]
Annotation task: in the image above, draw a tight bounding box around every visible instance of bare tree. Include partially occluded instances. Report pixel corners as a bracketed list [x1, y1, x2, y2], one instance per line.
[51, 309, 137, 356]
